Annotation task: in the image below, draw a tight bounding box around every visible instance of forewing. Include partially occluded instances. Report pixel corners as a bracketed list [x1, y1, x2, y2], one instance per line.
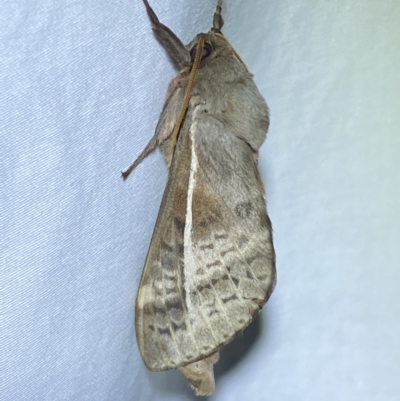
[135, 130, 201, 371]
[186, 124, 276, 349]
[135, 111, 275, 371]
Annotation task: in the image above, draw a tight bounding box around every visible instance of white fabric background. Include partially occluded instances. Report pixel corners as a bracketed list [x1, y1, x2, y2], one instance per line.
[2, 0, 400, 400]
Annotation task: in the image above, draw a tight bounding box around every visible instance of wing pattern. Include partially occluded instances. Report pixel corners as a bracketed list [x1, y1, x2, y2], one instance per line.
[135, 103, 276, 371]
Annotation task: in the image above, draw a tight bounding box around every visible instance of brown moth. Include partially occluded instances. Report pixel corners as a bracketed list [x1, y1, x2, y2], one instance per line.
[123, 0, 276, 396]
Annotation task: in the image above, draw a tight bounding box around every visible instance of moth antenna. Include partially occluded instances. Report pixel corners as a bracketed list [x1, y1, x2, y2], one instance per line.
[211, 0, 224, 33]
[141, 0, 160, 26]
[141, 0, 190, 67]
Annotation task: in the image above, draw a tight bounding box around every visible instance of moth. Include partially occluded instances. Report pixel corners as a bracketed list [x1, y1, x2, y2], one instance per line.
[123, 0, 276, 396]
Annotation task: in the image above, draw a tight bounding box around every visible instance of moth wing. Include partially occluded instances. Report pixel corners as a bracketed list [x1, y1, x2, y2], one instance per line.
[135, 112, 276, 371]
[135, 128, 197, 371]
[184, 118, 276, 358]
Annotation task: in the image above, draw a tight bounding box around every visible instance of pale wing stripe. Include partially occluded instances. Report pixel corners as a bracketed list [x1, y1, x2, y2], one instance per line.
[169, 245, 202, 363]
[183, 121, 220, 346]
[183, 122, 198, 315]
[175, 262, 202, 361]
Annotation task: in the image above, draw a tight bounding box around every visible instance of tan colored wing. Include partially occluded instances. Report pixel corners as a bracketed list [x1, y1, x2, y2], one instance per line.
[135, 128, 195, 371]
[180, 112, 276, 359]
[135, 107, 275, 371]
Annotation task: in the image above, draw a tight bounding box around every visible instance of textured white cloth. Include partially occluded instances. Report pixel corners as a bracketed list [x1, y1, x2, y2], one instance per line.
[2, 0, 400, 400]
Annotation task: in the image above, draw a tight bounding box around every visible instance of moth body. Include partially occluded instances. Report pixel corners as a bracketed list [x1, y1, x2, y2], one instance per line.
[125, 0, 276, 396]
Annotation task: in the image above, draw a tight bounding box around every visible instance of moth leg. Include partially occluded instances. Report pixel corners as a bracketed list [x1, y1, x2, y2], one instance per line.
[122, 79, 186, 179]
[121, 136, 159, 180]
[178, 351, 220, 396]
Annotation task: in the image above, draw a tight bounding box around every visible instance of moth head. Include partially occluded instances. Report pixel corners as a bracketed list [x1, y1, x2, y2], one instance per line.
[186, 33, 249, 75]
